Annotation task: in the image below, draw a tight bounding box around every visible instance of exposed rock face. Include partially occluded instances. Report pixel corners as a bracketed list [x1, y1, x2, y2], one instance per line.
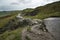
[44, 18, 60, 40]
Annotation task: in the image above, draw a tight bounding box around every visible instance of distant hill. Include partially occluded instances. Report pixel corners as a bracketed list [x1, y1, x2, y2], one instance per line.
[23, 1, 60, 19]
[0, 11, 21, 17]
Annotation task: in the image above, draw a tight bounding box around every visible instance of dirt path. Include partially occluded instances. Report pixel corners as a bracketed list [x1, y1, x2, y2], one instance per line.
[21, 27, 28, 40]
[21, 25, 55, 40]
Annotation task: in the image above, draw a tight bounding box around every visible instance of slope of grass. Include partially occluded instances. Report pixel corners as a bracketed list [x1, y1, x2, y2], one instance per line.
[0, 27, 24, 40]
[0, 10, 22, 28]
[0, 13, 18, 28]
[0, 11, 28, 40]
[0, 12, 25, 40]
[23, 1, 60, 19]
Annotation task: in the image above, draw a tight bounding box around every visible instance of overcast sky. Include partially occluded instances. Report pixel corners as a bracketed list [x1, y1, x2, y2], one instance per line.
[0, 0, 59, 11]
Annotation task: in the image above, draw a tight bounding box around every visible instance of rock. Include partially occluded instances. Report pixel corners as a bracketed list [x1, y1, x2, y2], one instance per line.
[44, 17, 60, 40]
[31, 19, 42, 26]
[16, 14, 23, 19]
[33, 19, 42, 24]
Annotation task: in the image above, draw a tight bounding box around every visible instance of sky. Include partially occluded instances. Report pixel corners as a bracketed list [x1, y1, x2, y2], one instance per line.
[0, 0, 59, 11]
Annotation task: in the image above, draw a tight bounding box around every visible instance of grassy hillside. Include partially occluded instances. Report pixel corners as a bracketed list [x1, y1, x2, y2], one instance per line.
[24, 1, 60, 19]
[0, 10, 29, 40]
[0, 11, 21, 28]
[0, 11, 24, 40]
[0, 27, 24, 40]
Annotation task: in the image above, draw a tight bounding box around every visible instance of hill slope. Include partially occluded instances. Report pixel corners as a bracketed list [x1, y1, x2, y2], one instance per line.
[24, 1, 60, 19]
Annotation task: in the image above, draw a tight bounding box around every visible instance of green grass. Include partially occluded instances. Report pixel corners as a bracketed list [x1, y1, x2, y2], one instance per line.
[33, 12, 60, 19]
[0, 27, 24, 40]
[24, 12, 60, 20]
[0, 13, 18, 28]
[0, 10, 21, 28]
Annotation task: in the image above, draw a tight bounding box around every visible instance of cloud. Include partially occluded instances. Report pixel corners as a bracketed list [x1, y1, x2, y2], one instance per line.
[0, 0, 59, 11]
[18, 0, 32, 4]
